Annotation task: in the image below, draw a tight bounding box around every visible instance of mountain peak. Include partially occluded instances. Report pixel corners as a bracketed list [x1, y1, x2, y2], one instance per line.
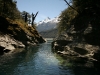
[36, 16, 59, 32]
[44, 17, 51, 22]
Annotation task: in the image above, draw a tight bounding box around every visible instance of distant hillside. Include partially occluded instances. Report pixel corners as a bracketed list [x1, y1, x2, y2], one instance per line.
[39, 28, 58, 38]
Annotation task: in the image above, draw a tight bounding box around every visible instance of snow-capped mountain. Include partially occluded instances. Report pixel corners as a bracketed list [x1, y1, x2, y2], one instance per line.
[36, 16, 59, 32]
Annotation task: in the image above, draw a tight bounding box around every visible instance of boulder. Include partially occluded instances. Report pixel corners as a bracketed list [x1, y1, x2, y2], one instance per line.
[0, 33, 25, 53]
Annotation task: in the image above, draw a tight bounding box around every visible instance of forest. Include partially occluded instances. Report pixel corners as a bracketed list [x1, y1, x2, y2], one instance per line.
[52, 0, 100, 67]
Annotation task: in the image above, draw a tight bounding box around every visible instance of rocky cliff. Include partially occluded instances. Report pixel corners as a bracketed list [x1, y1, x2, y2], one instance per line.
[52, 24, 100, 66]
[0, 16, 45, 54]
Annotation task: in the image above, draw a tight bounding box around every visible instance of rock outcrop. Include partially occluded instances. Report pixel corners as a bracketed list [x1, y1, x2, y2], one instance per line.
[0, 16, 45, 54]
[52, 25, 100, 63]
[0, 32, 25, 52]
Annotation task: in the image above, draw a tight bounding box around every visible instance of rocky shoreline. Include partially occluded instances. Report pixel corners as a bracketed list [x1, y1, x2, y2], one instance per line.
[0, 16, 45, 55]
[0, 33, 25, 52]
[52, 25, 100, 66]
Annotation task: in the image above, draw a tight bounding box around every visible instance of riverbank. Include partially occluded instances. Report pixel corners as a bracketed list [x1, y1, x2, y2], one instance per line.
[0, 16, 45, 54]
[0, 39, 100, 75]
[52, 24, 100, 68]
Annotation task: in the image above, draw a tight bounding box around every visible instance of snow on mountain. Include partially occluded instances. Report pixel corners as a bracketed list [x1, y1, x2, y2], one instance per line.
[36, 16, 59, 32]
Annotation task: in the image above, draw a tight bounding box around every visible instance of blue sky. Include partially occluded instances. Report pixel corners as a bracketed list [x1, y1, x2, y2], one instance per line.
[16, 0, 68, 23]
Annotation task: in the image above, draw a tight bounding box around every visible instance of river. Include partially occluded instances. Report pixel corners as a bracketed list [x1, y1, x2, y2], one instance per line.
[0, 39, 99, 75]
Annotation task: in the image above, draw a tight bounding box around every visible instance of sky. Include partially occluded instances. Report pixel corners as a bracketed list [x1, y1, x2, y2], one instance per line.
[16, 0, 68, 23]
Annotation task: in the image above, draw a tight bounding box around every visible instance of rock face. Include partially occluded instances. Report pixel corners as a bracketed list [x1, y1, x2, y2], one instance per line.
[52, 25, 100, 63]
[0, 33, 25, 52]
[0, 16, 45, 54]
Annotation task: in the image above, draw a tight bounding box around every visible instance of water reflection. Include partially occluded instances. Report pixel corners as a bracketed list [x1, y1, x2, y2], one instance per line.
[55, 54, 100, 75]
[0, 46, 39, 75]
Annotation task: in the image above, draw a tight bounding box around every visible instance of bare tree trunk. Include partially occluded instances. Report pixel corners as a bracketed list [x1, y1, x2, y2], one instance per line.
[34, 11, 39, 19]
[32, 11, 39, 26]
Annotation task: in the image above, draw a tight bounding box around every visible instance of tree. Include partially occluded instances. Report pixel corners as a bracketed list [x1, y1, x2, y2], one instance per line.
[58, 0, 100, 33]
[58, 7, 77, 33]
[21, 11, 31, 23]
[0, 0, 21, 19]
[64, 0, 79, 13]
[31, 11, 39, 26]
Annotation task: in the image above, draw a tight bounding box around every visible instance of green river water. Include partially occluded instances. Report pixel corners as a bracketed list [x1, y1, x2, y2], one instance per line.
[0, 39, 99, 75]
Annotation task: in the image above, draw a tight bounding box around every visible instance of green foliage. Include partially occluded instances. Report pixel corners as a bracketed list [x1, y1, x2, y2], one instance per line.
[72, 0, 100, 31]
[58, 7, 77, 33]
[0, 0, 34, 26]
[0, 0, 41, 43]
[21, 11, 32, 23]
[58, 0, 100, 32]
[73, 0, 100, 14]
[0, 0, 21, 19]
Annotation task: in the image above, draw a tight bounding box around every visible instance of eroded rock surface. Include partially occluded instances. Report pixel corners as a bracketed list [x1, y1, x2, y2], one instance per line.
[52, 25, 100, 62]
[0, 33, 25, 52]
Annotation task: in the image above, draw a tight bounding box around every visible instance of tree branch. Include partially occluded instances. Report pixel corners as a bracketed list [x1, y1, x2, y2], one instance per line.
[64, 0, 79, 13]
